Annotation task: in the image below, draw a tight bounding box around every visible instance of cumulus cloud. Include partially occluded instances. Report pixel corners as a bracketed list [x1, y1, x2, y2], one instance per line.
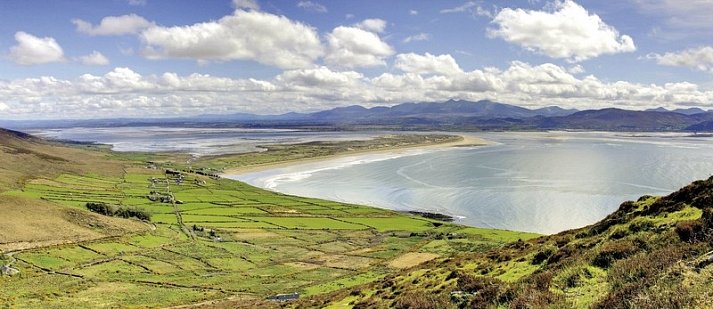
[232, 0, 259, 10]
[403, 33, 430, 43]
[297, 1, 327, 13]
[8, 32, 65, 65]
[278, 67, 362, 86]
[73, 14, 153, 36]
[488, 0, 635, 62]
[647, 46, 713, 73]
[2, 60, 713, 119]
[78, 51, 110, 66]
[353, 18, 387, 33]
[395, 53, 463, 75]
[140, 10, 323, 69]
[409, 10, 418, 15]
[324, 26, 394, 69]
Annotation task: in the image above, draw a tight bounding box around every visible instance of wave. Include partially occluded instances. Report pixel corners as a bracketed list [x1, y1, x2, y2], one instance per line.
[240, 148, 444, 189]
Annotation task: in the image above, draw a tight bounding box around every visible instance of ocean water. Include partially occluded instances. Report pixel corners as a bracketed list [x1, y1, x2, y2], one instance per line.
[32, 127, 713, 234]
[230, 132, 713, 234]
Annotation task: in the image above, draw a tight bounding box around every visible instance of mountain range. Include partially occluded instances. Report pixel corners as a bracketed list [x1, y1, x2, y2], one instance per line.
[3, 99, 713, 131]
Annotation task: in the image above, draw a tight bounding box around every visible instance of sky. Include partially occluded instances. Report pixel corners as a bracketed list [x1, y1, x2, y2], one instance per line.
[1, 0, 713, 120]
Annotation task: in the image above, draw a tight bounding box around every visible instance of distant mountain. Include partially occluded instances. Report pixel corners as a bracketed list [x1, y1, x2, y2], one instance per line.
[673, 107, 708, 115]
[302, 100, 578, 123]
[5, 99, 713, 132]
[538, 108, 699, 131]
[645, 107, 670, 113]
[646, 107, 709, 115]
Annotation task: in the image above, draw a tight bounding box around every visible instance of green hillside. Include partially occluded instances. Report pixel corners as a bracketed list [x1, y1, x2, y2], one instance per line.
[310, 176, 713, 308]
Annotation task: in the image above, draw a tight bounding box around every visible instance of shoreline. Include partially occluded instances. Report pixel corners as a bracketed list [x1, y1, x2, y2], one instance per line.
[221, 134, 488, 176]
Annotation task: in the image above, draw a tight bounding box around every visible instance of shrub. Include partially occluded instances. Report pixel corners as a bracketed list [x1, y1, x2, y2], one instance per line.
[86, 202, 116, 216]
[457, 273, 504, 294]
[531, 248, 554, 265]
[85, 202, 151, 221]
[547, 245, 577, 266]
[592, 240, 638, 268]
[508, 288, 565, 309]
[675, 220, 705, 243]
[393, 291, 450, 309]
[457, 273, 506, 307]
[607, 246, 685, 290]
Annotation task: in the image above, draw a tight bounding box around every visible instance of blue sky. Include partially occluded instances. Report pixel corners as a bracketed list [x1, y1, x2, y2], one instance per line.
[1, 0, 712, 119]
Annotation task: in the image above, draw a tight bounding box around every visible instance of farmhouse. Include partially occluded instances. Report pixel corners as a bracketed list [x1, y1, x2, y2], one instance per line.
[267, 292, 299, 302]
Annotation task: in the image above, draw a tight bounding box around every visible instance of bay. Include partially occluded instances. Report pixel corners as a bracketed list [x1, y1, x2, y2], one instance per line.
[231, 131, 713, 234]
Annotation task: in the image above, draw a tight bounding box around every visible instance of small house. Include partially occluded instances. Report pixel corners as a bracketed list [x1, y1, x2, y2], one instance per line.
[267, 292, 299, 302]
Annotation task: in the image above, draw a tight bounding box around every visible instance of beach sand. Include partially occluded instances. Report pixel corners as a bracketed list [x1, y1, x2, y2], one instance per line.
[222, 134, 487, 176]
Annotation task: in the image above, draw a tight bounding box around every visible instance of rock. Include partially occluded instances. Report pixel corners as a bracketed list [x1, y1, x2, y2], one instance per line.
[1, 265, 19, 276]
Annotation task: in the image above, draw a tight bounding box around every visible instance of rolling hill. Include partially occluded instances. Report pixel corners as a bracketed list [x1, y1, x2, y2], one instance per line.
[302, 176, 713, 308]
[0, 128, 149, 252]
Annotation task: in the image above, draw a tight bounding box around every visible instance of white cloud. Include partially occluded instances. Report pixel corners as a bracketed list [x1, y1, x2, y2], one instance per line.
[568, 64, 585, 74]
[140, 10, 323, 69]
[402, 33, 430, 43]
[8, 32, 65, 65]
[2, 60, 713, 119]
[353, 18, 387, 33]
[278, 67, 363, 89]
[128, 0, 146, 6]
[0, 102, 8, 111]
[409, 10, 418, 15]
[73, 14, 153, 36]
[79, 51, 110, 66]
[441, 1, 478, 13]
[297, 1, 327, 13]
[441, 1, 494, 17]
[324, 26, 394, 69]
[488, 0, 636, 62]
[394, 53, 463, 75]
[647, 46, 713, 72]
[232, 0, 259, 10]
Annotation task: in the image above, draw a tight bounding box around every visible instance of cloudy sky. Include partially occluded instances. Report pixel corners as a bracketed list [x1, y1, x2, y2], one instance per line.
[1, 0, 713, 119]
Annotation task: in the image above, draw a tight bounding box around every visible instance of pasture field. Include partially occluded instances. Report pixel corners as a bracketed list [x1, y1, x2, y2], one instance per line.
[0, 134, 539, 308]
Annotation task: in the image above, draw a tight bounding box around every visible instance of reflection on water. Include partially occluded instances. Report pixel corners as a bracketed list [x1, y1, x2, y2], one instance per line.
[232, 132, 713, 234]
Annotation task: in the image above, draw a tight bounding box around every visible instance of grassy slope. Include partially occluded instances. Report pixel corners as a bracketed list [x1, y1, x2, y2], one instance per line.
[316, 177, 713, 308]
[0, 131, 537, 308]
[0, 128, 149, 252]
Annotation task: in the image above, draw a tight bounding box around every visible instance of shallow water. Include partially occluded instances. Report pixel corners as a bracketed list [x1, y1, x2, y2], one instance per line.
[29, 127, 381, 156]
[231, 132, 713, 234]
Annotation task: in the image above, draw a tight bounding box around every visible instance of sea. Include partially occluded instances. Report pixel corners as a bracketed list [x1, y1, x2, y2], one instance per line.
[32, 127, 713, 234]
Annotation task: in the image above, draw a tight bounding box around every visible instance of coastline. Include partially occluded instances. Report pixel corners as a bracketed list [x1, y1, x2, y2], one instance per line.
[221, 134, 488, 176]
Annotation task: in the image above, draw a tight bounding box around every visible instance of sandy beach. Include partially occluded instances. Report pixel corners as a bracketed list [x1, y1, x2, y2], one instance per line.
[222, 134, 488, 176]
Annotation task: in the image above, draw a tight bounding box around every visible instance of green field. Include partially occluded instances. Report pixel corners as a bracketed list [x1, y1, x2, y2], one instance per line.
[0, 133, 539, 308]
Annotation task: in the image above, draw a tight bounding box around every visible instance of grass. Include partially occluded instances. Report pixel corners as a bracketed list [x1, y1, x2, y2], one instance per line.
[0, 133, 538, 308]
[341, 216, 437, 232]
[303, 272, 385, 296]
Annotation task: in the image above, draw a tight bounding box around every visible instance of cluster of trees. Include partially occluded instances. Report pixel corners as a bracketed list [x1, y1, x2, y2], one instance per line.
[86, 202, 151, 221]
